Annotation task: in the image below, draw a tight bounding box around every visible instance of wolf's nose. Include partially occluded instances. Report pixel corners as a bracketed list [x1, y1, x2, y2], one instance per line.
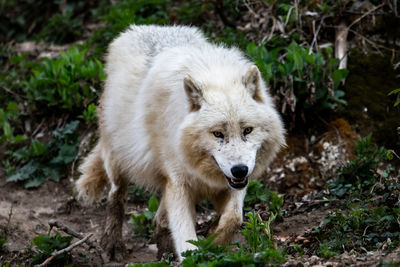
[231, 165, 248, 179]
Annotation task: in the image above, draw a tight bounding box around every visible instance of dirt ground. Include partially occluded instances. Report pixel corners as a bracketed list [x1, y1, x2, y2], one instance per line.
[0, 123, 399, 266]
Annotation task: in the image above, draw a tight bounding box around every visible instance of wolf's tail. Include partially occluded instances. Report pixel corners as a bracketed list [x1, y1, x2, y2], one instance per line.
[75, 143, 108, 204]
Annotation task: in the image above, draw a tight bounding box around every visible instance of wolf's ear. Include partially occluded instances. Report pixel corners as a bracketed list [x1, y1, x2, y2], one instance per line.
[243, 65, 264, 103]
[184, 75, 203, 112]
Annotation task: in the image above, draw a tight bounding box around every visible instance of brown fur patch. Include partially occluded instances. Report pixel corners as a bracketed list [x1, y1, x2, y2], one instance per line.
[253, 88, 264, 103]
[181, 126, 226, 187]
[100, 178, 128, 262]
[76, 145, 109, 203]
[154, 195, 175, 259]
[211, 190, 230, 214]
[211, 217, 242, 246]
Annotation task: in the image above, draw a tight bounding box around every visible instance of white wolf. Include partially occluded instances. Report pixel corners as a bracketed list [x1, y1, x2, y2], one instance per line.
[76, 25, 285, 261]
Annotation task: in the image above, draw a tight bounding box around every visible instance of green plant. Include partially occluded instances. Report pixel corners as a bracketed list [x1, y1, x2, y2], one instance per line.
[242, 211, 277, 254]
[329, 135, 388, 198]
[290, 243, 304, 257]
[318, 242, 338, 259]
[247, 42, 348, 119]
[0, 232, 6, 252]
[89, 0, 172, 52]
[24, 45, 104, 113]
[6, 121, 80, 188]
[128, 263, 168, 267]
[129, 195, 159, 239]
[315, 205, 400, 256]
[181, 211, 285, 266]
[388, 88, 400, 107]
[30, 232, 73, 265]
[38, 11, 83, 44]
[78, 103, 97, 124]
[0, 102, 27, 144]
[128, 186, 153, 203]
[245, 180, 284, 217]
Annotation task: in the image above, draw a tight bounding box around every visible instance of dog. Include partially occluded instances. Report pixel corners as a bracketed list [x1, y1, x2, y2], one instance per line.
[76, 25, 285, 261]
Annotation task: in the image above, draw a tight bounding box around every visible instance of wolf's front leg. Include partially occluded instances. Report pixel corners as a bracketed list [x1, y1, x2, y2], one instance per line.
[163, 181, 197, 261]
[211, 188, 247, 245]
[100, 178, 128, 262]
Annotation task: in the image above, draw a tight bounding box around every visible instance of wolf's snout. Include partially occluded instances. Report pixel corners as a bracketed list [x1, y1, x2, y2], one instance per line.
[231, 165, 248, 179]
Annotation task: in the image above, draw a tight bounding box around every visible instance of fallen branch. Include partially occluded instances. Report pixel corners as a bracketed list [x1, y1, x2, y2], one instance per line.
[48, 219, 106, 263]
[35, 233, 93, 267]
[49, 219, 83, 240]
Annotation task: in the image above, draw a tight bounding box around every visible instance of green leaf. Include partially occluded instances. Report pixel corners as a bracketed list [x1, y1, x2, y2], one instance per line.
[305, 53, 315, 64]
[13, 134, 28, 143]
[53, 120, 79, 139]
[332, 69, 349, 90]
[0, 109, 5, 124]
[24, 177, 46, 188]
[148, 195, 159, 212]
[3, 121, 13, 140]
[31, 139, 46, 156]
[43, 167, 60, 182]
[388, 88, 400, 95]
[6, 102, 19, 119]
[50, 144, 77, 164]
[6, 162, 38, 182]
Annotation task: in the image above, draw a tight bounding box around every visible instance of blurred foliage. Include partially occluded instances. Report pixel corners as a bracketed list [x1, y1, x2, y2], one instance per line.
[316, 205, 400, 257]
[329, 135, 389, 198]
[314, 136, 400, 258]
[5, 121, 80, 188]
[0, 0, 108, 43]
[247, 42, 348, 119]
[388, 88, 400, 107]
[245, 180, 285, 217]
[30, 233, 73, 265]
[24, 46, 104, 112]
[181, 211, 285, 266]
[129, 195, 159, 239]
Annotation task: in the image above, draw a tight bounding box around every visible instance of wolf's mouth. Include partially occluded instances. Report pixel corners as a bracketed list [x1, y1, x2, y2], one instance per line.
[225, 176, 248, 189]
[211, 156, 249, 189]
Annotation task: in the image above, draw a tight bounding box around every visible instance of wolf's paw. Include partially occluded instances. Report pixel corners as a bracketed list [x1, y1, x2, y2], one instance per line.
[100, 234, 126, 262]
[155, 220, 175, 259]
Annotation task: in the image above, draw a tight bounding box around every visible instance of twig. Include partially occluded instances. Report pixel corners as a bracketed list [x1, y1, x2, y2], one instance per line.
[0, 86, 28, 99]
[48, 219, 106, 264]
[6, 205, 13, 233]
[32, 119, 46, 137]
[49, 219, 83, 240]
[309, 16, 326, 54]
[35, 233, 93, 267]
[390, 149, 400, 160]
[347, 2, 386, 29]
[349, 28, 396, 53]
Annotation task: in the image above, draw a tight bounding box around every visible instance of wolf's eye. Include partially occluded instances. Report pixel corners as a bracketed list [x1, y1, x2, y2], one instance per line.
[213, 131, 224, 138]
[243, 127, 253, 135]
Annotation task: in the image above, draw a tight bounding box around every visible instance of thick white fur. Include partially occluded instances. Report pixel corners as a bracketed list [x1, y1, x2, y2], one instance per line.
[76, 25, 285, 261]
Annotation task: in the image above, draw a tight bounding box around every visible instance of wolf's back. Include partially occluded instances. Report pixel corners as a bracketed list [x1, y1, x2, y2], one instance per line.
[113, 25, 207, 59]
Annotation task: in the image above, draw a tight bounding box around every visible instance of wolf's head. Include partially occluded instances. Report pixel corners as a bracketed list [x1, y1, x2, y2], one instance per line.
[180, 65, 285, 190]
